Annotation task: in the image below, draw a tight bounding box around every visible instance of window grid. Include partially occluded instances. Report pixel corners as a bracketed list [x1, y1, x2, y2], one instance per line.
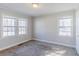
[2, 16, 16, 37]
[18, 19, 26, 35]
[58, 17, 72, 36]
[2, 16, 27, 37]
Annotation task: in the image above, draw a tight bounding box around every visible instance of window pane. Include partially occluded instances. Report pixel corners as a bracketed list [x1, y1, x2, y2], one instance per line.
[64, 19, 72, 26]
[7, 19, 15, 26]
[3, 27, 15, 32]
[18, 18, 27, 35]
[3, 27, 15, 37]
[3, 18, 8, 26]
[59, 19, 72, 26]
[59, 27, 71, 32]
[3, 27, 15, 36]
[7, 27, 15, 32]
[59, 31, 71, 36]
[59, 20, 64, 26]
[8, 32, 15, 36]
[18, 20, 26, 26]
[19, 31, 25, 34]
[3, 17, 15, 26]
[19, 27, 26, 34]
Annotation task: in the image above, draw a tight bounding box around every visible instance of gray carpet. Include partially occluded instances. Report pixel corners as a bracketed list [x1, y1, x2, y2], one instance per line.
[0, 40, 78, 56]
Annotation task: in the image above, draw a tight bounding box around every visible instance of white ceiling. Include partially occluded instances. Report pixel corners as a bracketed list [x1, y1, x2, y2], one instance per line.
[0, 3, 79, 16]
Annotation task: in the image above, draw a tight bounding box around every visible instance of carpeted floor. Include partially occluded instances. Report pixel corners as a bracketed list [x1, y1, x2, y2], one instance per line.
[0, 40, 78, 56]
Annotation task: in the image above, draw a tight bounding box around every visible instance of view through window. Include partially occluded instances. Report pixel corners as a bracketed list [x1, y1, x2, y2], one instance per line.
[58, 16, 72, 36]
[2, 16, 27, 37]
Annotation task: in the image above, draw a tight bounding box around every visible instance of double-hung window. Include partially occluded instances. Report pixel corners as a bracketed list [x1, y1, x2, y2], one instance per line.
[58, 16, 72, 36]
[2, 15, 27, 37]
[2, 16, 16, 37]
[18, 18, 27, 35]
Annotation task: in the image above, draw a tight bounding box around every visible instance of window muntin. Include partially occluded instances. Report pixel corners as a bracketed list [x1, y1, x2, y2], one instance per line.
[2, 16, 27, 37]
[2, 16, 15, 37]
[58, 17, 72, 36]
[18, 18, 27, 35]
[59, 18, 72, 27]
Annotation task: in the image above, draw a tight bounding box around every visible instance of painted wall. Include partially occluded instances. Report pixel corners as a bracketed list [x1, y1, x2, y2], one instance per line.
[76, 9, 79, 54]
[0, 9, 32, 50]
[34, 10, 76, 48]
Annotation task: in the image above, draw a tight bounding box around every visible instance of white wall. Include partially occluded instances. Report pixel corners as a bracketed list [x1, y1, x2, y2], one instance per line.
[0, 9, 32, 51]
[34, 10, 76, 48]
[76, 9, 79, 54]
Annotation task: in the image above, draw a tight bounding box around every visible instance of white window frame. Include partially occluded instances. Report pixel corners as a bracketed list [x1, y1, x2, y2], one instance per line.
[2, 15, 28, 37]
[58, 16, 73, 36]
[17, 18, 27, 35]
[2, 16, 16, 37]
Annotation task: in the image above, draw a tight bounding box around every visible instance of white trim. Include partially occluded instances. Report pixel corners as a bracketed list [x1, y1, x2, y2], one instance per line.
[34, 38, 75, 48]
[0, 39, 31, 51]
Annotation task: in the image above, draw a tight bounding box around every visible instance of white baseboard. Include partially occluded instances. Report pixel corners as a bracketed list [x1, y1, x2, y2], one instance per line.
[34, 38, 75, 48]
[0, 39, 32, 51]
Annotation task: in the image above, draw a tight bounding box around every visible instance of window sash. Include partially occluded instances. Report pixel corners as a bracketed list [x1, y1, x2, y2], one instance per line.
[59, 31, 71, 36]
[3, 27, 15, 32]
[18, 20, 26, 27]
[3, 17, 16, 26]
[59, 27, 72, 31]
[18, 27, 26, 34]
[58, 17, 72, 36]
[59, 18, 72, 27]
[3, 32, 15, 36]
[18, 19, 27, 35]
[2, 16, 28, 36]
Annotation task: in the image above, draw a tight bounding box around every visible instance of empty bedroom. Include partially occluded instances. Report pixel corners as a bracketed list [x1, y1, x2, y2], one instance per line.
[0, 3, 79, 56]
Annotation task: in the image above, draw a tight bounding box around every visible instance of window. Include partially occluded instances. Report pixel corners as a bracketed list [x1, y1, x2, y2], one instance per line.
[2, 16, 16, 37]
[18, 18, 27, 35]
[58, 17, 72, 36]
[2, 15, 27, 37]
